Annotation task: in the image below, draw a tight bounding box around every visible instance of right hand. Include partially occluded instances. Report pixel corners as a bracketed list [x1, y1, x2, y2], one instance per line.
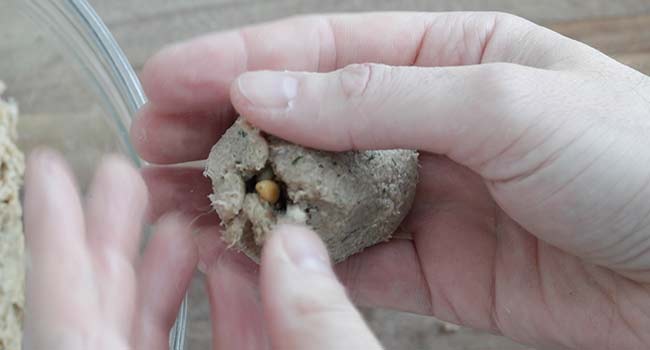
[133, 12, 650, 349]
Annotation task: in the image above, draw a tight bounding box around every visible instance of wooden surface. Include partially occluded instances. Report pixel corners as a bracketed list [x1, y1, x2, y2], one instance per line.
[550, 15, 650, 73]
[4, 0, 650, 349]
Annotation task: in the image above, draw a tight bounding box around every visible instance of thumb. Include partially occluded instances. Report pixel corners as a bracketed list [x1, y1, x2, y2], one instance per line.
[230, 63, 577, 170]
[260, 224, 382, 350]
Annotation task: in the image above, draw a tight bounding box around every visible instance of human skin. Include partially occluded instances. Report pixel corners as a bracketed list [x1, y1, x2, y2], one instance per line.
[23, 151, 379, 350]
[132, 12, 650, 350]
[22, 151, 198, 350]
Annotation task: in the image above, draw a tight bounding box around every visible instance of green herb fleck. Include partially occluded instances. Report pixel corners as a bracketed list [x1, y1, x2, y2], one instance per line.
[238, 130, 248, 138]
[292, 156, 303, 165]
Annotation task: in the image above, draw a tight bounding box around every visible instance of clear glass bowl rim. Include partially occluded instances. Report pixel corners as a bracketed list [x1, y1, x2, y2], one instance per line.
[14, 0, 188, 349]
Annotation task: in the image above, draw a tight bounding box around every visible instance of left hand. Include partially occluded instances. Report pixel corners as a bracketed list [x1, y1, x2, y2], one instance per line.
[22, 150, 381, 350]
[22, 150, 197, 349]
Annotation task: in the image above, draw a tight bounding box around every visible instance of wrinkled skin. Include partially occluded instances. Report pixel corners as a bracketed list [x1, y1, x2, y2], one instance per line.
[132, 12, 650, 350]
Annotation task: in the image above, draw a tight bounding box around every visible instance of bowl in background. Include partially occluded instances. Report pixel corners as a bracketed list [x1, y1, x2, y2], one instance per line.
[1, 0, 187, 348]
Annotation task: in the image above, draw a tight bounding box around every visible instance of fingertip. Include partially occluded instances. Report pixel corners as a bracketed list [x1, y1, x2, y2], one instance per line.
[140, 166, 215, 224]
[134, 212, 199, 350]
[24, 148, 78, 220]
[130, 104, 183, 165]
[141, 42, 199, 113]
[101, 153, 142, 178]
[230, 70, 351, 152]
[27, 147, 60, 169]
[142, 32, 245, 114]
[140, 43, 186, 112]
[26, 148, 72, 184]
[153, 212, 199, 264]
[84, 155, 148, 260]
[261, 224, 314, 270]
[155, 211, 194, 234]
[193, 226, 227, 274]
[147, 212, 199, 270]
[131, 102, 237, 164]
[96, 154, 148, 205]
[23, 148, 86, 274]
[260, 224, 381, 350]
[266, 224, 331, 270]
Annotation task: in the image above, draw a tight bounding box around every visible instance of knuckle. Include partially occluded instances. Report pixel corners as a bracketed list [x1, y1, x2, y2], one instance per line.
[338, 63, 372, 99]
[464, 62, 544, 140]
[475, 63, 533, 109]
[489, 11, 531, 28]
[338, 63, 392, 101]
[335, 63, 389, 149]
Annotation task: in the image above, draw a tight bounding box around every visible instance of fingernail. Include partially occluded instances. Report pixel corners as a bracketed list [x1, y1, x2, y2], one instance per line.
[25, 149, 73, 215]
[278, 225, 332, 274]
[237, 71, 298, 109]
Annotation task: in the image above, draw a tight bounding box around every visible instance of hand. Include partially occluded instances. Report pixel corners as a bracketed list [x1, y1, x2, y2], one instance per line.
[22, 151, 381, 350]
[132, 12, 650, 349]
[22, 151, 197, 349]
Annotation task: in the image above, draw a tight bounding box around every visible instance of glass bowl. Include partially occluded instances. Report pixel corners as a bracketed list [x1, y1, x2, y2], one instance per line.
[2, 0, 187, 349]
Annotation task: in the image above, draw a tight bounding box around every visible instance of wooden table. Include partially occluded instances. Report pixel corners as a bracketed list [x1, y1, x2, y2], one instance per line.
[91, 0, 650, 75]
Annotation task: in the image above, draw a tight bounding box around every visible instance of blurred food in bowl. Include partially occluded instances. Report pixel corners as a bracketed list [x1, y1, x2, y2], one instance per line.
[0, 82, 25, 350]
